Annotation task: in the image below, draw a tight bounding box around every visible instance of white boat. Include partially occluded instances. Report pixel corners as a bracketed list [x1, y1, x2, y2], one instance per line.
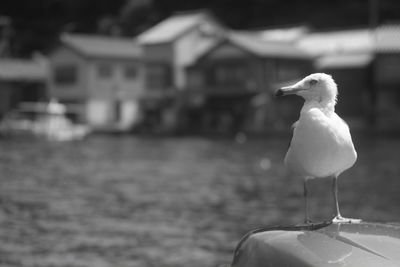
[0, 100, 91, 141]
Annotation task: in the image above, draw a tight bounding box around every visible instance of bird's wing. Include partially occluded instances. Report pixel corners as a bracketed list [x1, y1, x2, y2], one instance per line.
[287, 121, 299, 149]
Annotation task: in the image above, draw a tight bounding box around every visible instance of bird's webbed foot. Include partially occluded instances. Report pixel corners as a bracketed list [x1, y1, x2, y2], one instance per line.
[332, 215, 362, 224]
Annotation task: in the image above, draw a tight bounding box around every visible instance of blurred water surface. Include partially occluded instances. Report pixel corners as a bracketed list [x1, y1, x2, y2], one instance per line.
[0, 135, 399, 267]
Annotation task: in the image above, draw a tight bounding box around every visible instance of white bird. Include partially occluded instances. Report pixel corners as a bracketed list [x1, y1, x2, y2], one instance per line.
[275, 73, 358, 224]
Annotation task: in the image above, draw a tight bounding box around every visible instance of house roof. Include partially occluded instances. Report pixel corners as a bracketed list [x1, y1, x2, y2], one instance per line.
[185, 38, 221, 65]
[375, 24, 400, 52]
[61, 34, 141, 59]
[316, 53, 373, 69]
[259, 26, 309, 42]
[298, 28, 374, 56]
[0, 58, 48, 82]
[227, 31, 312, 59]
[137, 11, 216, 44]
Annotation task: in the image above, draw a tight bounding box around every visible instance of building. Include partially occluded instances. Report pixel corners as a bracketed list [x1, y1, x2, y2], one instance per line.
[44, 11, 400, 134]
[299, 25, 400, 130]
[136, 10, 225, 132]
[136, 11, 315, 133]
[298, 28, 375, 127]
[374, 24, 400, 130]
[184, 28, 313, 133]
[0, 17, 48, 118]
[0, 57, 48, 118]
[48, 33, 144, 131]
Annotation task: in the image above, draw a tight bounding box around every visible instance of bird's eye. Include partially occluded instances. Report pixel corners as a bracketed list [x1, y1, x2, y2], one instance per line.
[309, 79, 318, 86]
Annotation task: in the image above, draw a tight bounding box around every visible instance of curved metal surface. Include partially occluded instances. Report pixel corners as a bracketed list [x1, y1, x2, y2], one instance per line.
[232, 222, 400, 267]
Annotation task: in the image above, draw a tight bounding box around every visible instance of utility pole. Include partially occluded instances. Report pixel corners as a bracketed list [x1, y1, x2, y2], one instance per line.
[0, 16, 12, 58]
[368, 0, 379, 127]
[369, 0, 379, 29]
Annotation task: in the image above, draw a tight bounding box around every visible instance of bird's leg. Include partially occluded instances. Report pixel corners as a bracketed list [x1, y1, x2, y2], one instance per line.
[331, 175, 362, 224]
[332, 175, 342, 220]
[304, 178, 311, 224]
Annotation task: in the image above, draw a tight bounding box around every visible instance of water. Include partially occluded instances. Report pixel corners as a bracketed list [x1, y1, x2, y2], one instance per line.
[0, 135, 399, 267]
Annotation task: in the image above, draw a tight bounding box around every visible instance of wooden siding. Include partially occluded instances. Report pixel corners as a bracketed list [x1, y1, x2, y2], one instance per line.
[173, 21, 223, 89]
[48, 47, 88, 101]
[49, 46, 145, 101]
[375, 53, 400, 86]
[87, 59, 144, 100]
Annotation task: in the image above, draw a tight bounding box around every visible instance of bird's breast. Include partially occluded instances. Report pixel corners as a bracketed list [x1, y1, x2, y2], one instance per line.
[285, 110, 356, 177]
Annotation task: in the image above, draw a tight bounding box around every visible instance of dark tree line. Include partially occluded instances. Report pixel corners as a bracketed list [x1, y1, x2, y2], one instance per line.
[0, 0, 399, 57]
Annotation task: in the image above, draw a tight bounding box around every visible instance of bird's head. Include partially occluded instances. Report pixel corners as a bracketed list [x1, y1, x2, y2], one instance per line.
[275, 73, 338, 105]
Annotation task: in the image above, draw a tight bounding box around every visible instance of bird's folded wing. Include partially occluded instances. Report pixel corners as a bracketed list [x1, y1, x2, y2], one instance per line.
[287, 120, 299, 149]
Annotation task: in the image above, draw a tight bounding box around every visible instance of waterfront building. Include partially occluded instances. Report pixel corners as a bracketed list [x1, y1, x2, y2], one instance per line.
[48, 34, 144, 131]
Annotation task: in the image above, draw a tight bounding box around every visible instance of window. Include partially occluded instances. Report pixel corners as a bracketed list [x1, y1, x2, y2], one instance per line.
[146, 64, 171, 89]
[54, 65, 77, 85]
[212, 64, 245, 85]
[124, 64, 137, 79]
[276, 61, 301, 82]
[187, 69, 204, 87]
[97, 63, 113, 78]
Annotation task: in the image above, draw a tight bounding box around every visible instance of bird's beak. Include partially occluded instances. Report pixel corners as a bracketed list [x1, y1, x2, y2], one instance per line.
[275, 85, 305, 97]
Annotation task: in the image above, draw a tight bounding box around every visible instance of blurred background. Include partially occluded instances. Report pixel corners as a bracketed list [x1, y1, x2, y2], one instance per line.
[0, 0, 400, 266]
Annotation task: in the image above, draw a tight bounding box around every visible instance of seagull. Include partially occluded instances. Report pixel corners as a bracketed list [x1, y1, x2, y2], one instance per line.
[275, 73, 359, 224]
